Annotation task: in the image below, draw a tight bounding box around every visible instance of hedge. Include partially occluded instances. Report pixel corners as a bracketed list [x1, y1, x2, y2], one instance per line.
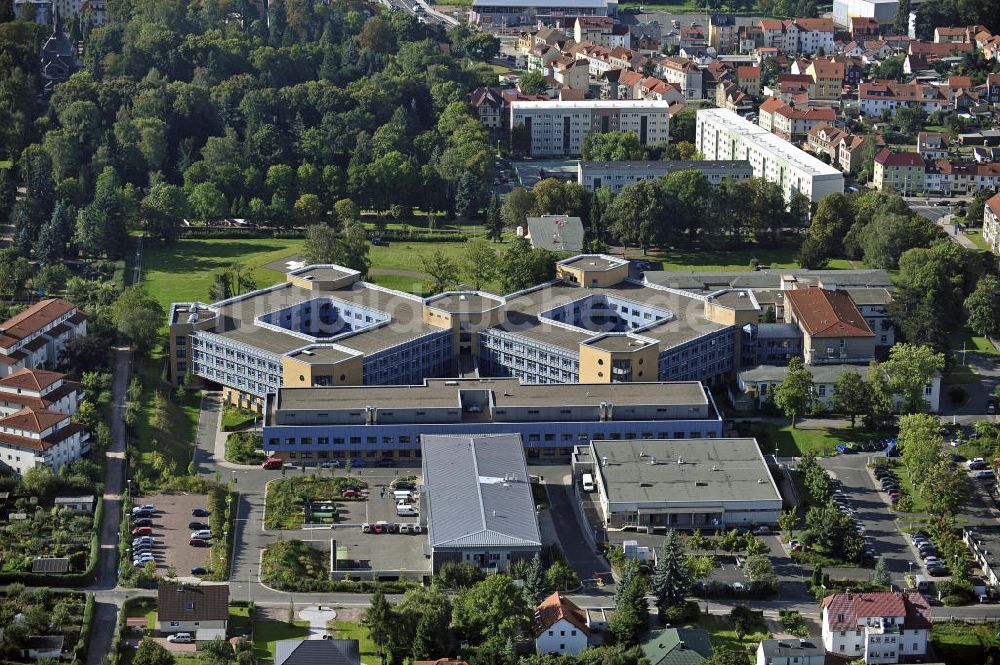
[0, 497, 104, 586]
[208, 486, 237, 581]
[178, 226, 469, 242]
[266, 577, 420, 594]
[74, 592, 96, 664]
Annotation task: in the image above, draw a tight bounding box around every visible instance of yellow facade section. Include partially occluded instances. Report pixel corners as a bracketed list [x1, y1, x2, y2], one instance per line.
[281, 354, 363, 388]
[556, 262, 629, 288]
[578, 341, 660, 383]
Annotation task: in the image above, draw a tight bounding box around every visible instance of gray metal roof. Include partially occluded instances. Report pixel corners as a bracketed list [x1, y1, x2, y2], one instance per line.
[739, 362, 869, 384]
[422, 433, 542, 550]
[275, 640, 360, 665]
[644, 269, 893, 292]
[473, 0, 607, 6]
[758, 640, 825, 658]
[526, 216, 585, 253]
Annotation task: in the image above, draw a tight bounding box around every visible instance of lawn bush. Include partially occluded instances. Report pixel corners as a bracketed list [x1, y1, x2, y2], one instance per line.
[260, 539, 418, 593]
[221, 407, 257, 432]
[226, 432, 265, 465]
[264, 475, 369, 529]
[779, 610, 809, 638]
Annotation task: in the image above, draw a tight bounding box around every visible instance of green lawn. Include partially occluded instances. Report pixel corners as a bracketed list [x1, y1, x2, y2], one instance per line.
[132, 349, 201, 477]
[252, 619, 311, 662]
[221, 406, 257, 431]
[893, 468, 926, 513]
[949, 328, 999, 356]
[930, 622, 1000, 662]
[328, 621, 378, 660]
[750, 422, 873, 457]
[945, 363, 980, 385]
[966, 229, 991, 253]
[229, 606, 253, 638]
[0, 160, 11, 169]
[175, 657, 202, 665]
[636, 244, 802, 272]
[688, 614, 768, 663]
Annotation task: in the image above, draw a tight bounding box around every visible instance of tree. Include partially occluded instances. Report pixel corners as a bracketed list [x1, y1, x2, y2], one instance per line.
[865, 361, 896, 430]
[142, 183, 190, 243]
[362, 589, 395, 659]
[133, 640, 174, 665]
[651, 530, 690, 615]
[421, 249, 461, 294]
[35, 201, 74, 265]
[545, 560, 579, 592]
[463, 237, 499, 290]
[873, 557, 891, 587]
[921, 459, 970, 518]
[582, 132, 646, 161]
[745, 554, 777, 593]
[500, 188, 534, 230]
[893, 0, 910, 36]
[452, 575, 531, 643]
[333, 198, 361, 225]
[883, 343, 945, 414]
[523, 552, 550, 603]
[964, 274, 1000, 337]
[832, 371, 869, 427]
[21, 465, 57, 497]
[455, 171, 480, 218]
[773, 357, 814, 428]
[895, 105, 926, 137]
[800, 452, 832, 506]
[778, 510, 797, 538]
[704, 649, 748, 665]
[804, 503, 865, 561]
[859, 212, 939, 269]
[293, 193, 322, 226]
[608, 560, 648, 646]
[898, 413, 944, 486]
[112, 286, 166, 356]
[517, 70, 547, 95]
[188, 182, 227, 221]
[498, 237, 556, 292]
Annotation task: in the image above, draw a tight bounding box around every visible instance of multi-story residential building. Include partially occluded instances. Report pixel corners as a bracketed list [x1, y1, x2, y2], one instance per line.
[0, 298, 88, 377]
[736, 65, 761, 96]
[263, 379, 725, 461]
[806, 123, 848, 162]
[527, 44, 560, 72]
[771, 105, 837, 143]
[784, 287, 875, 365]
[757, 97, 783, 132]
[794, 18, 836, 55]
[908, 39, 974, 58]
[574, 17, 629, 49]
[678, 25, 708, 51]
[934, 26, 971, 43]
[839, 133, 885, 173]
[533, 593, 591, 655]
[655, 56, 703, 99]
[600, 69, 644, 99]
[916, 131, 948, 159]
[551, 57, 589, 90]
[0, 368, 81, 417]
[776, 73, 815, 101]
[511, 100, 671, 157]
[0, 407, 88, 476]
[820, 592, 930, 664]
[717, 82, 754, 114]
[469, 0, 614, 29]
[577, 160, 754, 192]
[709, 14, 738, 54]
[833, 0, 908, 29]
[757, 640, 826, 665]
[873, 149, 925, 193]
[470, 87, 505, 129]
[806, 59, 844, 99]
[850, 16, 881, 39]
[696, 108, 845, 202]
[982, 192, 1000, 255]
[858, 80, 949, 116]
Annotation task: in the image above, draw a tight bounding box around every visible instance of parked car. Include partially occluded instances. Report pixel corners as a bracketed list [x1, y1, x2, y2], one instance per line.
[262, 457, 283, 470]
[341, 488, 362, 498]
[190, 530, 212, 540]
[167, 634, 193, 644]
[974, 469, 995, 479]
[131, 518, 153, 528]
[189, 538, 212, 547]
[131, 510, 153, 519]
[374, 458, 395, 468]
[345, 458, 367, 468]
[133, 536, 155, 545]
[789, 540, 802, 551]
[191, 567, 207, 575]
[836, 444, 851, 454]
[319, 460, 341, 469]
[131, 526, 153, 536]
[132, 504, 155, 513]
[188, 521, 209, 530]
[192, 508, 210, 517]
[393, 481, 415, 491]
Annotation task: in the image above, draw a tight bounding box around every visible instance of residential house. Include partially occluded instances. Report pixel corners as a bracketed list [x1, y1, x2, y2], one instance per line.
[807, 123, 848, 162]
[858, 80, 949, 116]
[903, 53, 933, 76]
[757, 96, 785, 131]
[760, 19, 795, 52]
[533, 592, 590, 655]
[533, 26, 567, 48]
[156, 583, 229, 640]
[22, 636, 64, 661]
[756, 639, 826, 665]
[850, 16, 880, 40]
[527, 44, 560, 72]
[471, 87, 505, 129]
[641, 77, 684, 103]
[806, 59, 844, 99]
[656, 56, 703, 99]
[601, 69, 643, 99]
[737, 65, 761, 96]
[275, 640, 360, 665]
[982, 191, 1000, 255]
[772, 105, 837, 143]
[784, 287, 875, 365]
[838, 133, 879, 173]
[908, 39, 974, 58]
[0, 407, 88, 476]
[873, 149, 925, 193]
[794, 18, 836, 55]
[934, 26, 970, 43]
[842, 40, 865, 57]
[574, 17, 629, 49]
[709, 14, 738, 54]
[641, 629, 714, 665]
[0, 368, 81, 417]
[0, 298, 87, 377]
[737, 24, 763, 53]
[717, 82, 754, 114]
[552, 57, 589, 90]
[916, 131, 948, 160]
[948, 74, 973, 102]
[679, 25, 708, 51]
[777, 73, 815, 100]
[820, 591, 931, 663]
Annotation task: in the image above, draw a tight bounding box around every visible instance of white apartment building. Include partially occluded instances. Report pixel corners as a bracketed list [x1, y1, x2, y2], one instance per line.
[794, 18, 836, 55]
[511, 100, 671, 157]
[983, 192, 1000, 255]
[0, 368, 82, 417]
[696, 107, 844, 203]
[577, 159, 753, 192]
[756, 639, 825, 665]
[655, 56, 703, 99]
[821, 592, 930, 664]
[0, 407, 89, 476]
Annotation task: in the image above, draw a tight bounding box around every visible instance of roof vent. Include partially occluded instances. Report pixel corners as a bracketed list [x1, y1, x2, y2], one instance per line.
[459, 294, 467, 301]
[601, 456, 608, 467]
[677, 457, 684, 464]
[757, 478, 766, 483]
[711, 465, 720, 471]
[650, 456, 657, 465]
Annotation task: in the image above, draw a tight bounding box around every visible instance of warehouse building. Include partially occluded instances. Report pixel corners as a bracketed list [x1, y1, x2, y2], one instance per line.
[576, 160, 754, 193]
[511, 100, 671, 157]
[576, 438, 783, 529]
[421, 433, 541, 573]
[470, 0, 616, 29]
[695, 108, 844, 203]
[262, 378, 723, 461]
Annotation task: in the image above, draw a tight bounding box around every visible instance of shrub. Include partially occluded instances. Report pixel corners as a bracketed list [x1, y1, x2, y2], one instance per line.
[663, 600, 699, 624]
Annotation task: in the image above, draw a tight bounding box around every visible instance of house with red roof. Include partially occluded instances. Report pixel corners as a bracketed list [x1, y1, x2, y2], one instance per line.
[858, 80, 949, 116]
[771, 104, 836, 144]
[533, 592, 590, 655]
[873, 149, 925, 193]
[784, 287, 875, 365]
[820, 591, 930, 663]
[0, 368, 82, 418]
[736, 65, 761, 96]
[0, 299, 87, 377]
[0, 406, 88, 476]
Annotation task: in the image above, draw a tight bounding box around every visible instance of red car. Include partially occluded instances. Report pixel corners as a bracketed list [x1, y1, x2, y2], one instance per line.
[262, 457, 283, 470]
[341, 488, 362, 498]
[132, 526, 153, 536]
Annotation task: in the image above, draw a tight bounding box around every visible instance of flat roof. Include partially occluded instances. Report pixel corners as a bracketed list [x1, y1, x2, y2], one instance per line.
[708, 290, 759, 311]
[740, 362, 870, 384]
[511, 100, 671, 110]
[559, 255, 628, 271]
[474, 0, 607, 6]
[592, 438, 782, 505]
[289, 266, 357, 282]
[583, 334, 657, 353]
[579, 160, 753, 174]
[276, 378, 709, 411]
[426, 292, 505, 314]
[844, 287, 892, 305]
[644, 268, 894, 292]
[697, 108, 843, 177]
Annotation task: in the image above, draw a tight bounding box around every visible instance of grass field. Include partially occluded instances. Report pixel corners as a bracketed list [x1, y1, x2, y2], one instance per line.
[750, 422, 873, 457]
[966, 229, 991, 253]
[252, 619, 311, 662]
[689, 614, 769, 663]
[950, 328, 999, 356]
[132, 349, 201, 477]
[930, 621, 1000, 662]
[635, 244, 802, 272]
[945, 363, 980, 385]
[328, 621, 378, 661]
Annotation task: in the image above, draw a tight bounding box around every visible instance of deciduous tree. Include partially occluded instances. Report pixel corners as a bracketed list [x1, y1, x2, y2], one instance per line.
[773, 357, 814, 428]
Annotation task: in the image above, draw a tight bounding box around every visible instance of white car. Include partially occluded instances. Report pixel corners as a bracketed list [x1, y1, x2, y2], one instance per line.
[167, 633, 193, 643]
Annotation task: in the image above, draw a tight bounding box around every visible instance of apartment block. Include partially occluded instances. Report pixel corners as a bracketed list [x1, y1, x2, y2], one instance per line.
[859, 80, 950, 116]
[0, 299, 88, 377]
[696, 107, 845, 202]
[821, 592, 930, 664]
[576, 159, 753, 193]
[469, 0, 614, 29]
[510, 100, 670, 157]
[982, 192, 1000, 255]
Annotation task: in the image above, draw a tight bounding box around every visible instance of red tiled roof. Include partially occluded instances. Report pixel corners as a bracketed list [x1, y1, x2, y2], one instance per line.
[0, 299, 76, 342]
[0, 421, 84, 452]
[786, 287, 875, 338]
[986, 192, 1000, 219]
[822, 592, 931, 632]
[777, 106, 836, 121]
[533, 592, 590, 638]
[948, 75, 972, 89]
[0, 407, 69, 433]
[760, 19, 784, 31]
[0, 368, 64, 392]
[759, 97, 785, 113]
[795, 18, 834, 32]
[875, 149, 925, 168]
[737, 65, 760, 78]
[935, 26, 968, 36]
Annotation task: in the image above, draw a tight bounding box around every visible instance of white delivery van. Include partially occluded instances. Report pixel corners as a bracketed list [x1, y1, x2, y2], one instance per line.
[582, 473, 595, 492]
[393, 490, 414, 501]
[396, 502, 418, 517]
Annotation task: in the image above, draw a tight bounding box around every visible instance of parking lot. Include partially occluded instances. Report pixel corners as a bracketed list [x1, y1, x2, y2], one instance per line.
[131, 493, 213, 576]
